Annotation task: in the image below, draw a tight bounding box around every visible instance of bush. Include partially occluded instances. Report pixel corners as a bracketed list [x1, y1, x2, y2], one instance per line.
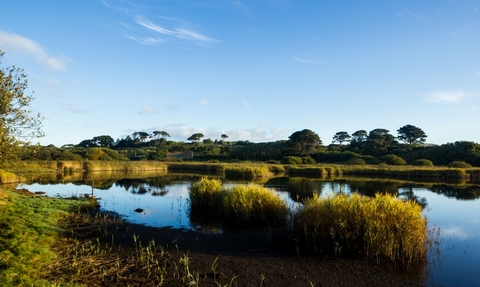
[411, 159, 434, 167]
[448, 161, 472, 168]
[380, 154, 407, 165]
[302, 156, 316, 164]
[346, 157, 366, 165]
[281, 156, 303, 165]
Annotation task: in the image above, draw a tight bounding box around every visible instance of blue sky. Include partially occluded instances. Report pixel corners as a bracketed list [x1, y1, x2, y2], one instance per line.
[1, 1, 479, 147]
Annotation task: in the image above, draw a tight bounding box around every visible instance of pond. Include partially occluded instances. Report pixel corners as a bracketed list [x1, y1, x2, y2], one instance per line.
[11, 172, 480, 286]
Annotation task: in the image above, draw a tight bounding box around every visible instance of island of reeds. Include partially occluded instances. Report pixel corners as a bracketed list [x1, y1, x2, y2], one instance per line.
[189, 178, 430, 264]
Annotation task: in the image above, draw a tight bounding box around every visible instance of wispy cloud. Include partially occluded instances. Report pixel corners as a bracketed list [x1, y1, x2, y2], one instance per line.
[425, 89, 465, 103]
[138, 106, 157, 115]
[0, 30, 67, 71]
[293, 56, 320, 65]
[135, 16, 215, 43]
[243, 99, 253, 112]
[200, 99, 210, 106]
[124, 35, 164, 45]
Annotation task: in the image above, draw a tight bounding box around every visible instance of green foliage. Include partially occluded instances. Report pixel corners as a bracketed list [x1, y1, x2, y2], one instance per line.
[397, 124, 427, 145]
[313, 150, 360, 163]
[411, 159, 434, 167]
[0, 51, 44, 162]
[448, 161, 472, 168]
[380, 154, 407, 165]
[332, 131, 351, 145]
[302, 156, 316, 164]
[284, 129, 323, 156]
[281, 156, 303, 165]
[346, 157, 367, 165]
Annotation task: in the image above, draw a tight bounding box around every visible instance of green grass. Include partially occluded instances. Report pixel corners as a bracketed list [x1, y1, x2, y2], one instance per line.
[0, 188, 99, 286]
[293, 193, 428, 264]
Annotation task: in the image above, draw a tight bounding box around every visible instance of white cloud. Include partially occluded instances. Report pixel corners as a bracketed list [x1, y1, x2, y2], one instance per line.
[0, 30, 67, 71]
[200, 99, 210, 106]
[425, 89, 465, 103]
[442, 226, 469, 240]
[135, 16, 215, 43]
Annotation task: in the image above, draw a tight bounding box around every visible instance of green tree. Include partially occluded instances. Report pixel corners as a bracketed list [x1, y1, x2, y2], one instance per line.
[92, 135, 114, 148]
[332, 131, 351, 145]
[285, 129, 322, 156]
[364, 128, 396, 156]
[221, 134, 228, 141]
[0, 51, 43, 162]
[397, 124, 427, 145]
[188, 133, 204, 143]
[153, 130, 170, 140]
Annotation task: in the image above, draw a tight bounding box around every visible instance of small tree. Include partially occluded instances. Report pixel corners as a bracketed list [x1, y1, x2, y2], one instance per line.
[0, 51, 44, 162]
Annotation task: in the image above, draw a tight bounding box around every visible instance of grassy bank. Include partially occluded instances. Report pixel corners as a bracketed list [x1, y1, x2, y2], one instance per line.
[287, 164, 480, 181]
[0, 169, 26, 184]
[168, 162, 284, 179]
[0, 188, 99, 286]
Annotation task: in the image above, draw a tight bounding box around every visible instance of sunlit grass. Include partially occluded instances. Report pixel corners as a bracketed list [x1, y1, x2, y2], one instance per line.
[293, 193, 428, 264]
[0, 188, 99, 286]
[190, 178, 289, 228]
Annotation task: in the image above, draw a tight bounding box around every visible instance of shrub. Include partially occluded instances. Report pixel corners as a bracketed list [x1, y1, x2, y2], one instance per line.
[448, 161, 472, 168]
[380, 154, 407, 166]
[281, 156, 303, 165]
[302, 156, 316, 164]
[346, 157, 366, 165]
[411, 159, 434, 167]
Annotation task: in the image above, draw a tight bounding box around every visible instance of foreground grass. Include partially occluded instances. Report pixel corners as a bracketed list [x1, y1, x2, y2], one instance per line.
[0, 188, 99, 286]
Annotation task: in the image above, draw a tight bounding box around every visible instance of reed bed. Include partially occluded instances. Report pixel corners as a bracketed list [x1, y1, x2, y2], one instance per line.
[287, 165, 341, 177]
[287, 164, 480, 181]
[83, 161, 167, 172]
[293, 193, 428, 264]
[0, 169, 26, 184]
[168, 162, 283, 179]
[223, 165, 273, 179]
[189, 178, 289, 228]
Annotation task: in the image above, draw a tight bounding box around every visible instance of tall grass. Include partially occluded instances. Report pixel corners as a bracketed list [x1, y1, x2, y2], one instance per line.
[293, 193, 428, 264]
[83, 160, 167, 172]
[224, 165, 273, 179]
[0, 169, 25, 184]
[288, 164, 480, 181]
[189, 178, 289, 228]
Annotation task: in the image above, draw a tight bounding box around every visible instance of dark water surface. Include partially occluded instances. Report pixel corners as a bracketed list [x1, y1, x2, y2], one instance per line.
[12, 173, 480, 286]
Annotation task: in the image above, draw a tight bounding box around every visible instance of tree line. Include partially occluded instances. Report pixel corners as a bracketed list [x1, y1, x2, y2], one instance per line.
[17, 126, 480, 167]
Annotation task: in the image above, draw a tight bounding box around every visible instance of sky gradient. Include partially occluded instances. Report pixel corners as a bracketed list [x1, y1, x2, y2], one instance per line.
[1, 1, 479, 146]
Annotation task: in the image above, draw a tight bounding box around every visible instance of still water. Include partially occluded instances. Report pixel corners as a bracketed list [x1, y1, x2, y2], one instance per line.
[14, 173, 480, 286]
